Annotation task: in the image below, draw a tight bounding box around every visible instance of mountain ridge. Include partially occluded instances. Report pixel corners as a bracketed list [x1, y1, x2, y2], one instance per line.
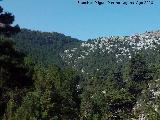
[61, 30, 160, 75]
[9, 28, 160, 119]
[11, 29, 160, 76]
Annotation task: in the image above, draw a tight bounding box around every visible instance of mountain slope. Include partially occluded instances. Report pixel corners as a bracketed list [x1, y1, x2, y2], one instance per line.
[12, 29, 160, 76]
[10, 29, 160, 119]
[61, 30, 160, 76]
[12, 29, 82, 67]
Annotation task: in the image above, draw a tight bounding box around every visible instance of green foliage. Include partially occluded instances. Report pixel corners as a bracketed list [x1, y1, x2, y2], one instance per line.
[12, 29, 81, 67]
[80, 68, 136, 120]
[3, 34, 160, 119]
[4, 65, 81, 120]
[0, 37, 33, 89]
[2, 3, 160, 119]
[0, 6, 34, 118]
[129, 53, 152, 82]
[0, 37, 34, 118]
[0, 5, 20, 37]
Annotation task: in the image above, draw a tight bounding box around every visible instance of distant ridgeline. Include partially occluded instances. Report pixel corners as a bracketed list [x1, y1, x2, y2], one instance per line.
[12, 29, 82, 67]
[12, 29, 160, 75]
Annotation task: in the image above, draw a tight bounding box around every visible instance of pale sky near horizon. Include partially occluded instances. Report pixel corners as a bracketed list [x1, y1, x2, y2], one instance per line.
[1, 0, 160, 40]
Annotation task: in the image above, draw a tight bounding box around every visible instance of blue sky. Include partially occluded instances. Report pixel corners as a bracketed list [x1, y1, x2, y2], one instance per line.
[1, 0, 160, 40]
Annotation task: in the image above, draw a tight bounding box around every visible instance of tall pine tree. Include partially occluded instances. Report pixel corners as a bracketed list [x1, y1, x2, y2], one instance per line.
[0, 5, 20, 37]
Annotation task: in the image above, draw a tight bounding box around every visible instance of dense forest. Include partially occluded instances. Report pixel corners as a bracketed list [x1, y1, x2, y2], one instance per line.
[1, 3, 160, 120]
[12, 29, 81, 67]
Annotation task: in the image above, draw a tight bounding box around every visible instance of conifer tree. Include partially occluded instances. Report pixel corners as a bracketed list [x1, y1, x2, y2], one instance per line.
[0, 5, 32, 118]
[0, 5, 20, 37]
[128, 53, 153, 97]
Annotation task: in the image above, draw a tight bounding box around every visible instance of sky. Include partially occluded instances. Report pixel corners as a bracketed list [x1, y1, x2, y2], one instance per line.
[1, 0, 160, 40]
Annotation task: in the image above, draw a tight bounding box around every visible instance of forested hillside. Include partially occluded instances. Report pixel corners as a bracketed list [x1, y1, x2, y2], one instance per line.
[1, 2, 160, 120]
[62, 31, 160, 76]
[0, 5, 83, 120]
[12, 29, 81, 67]
[12, 29, 160, 77]
[10, 28, 160, 119]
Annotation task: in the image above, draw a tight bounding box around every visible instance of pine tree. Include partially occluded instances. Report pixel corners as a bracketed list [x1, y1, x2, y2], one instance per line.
[128, 53, 153, 97]
[130, 53, 152, 82]
[0, 6, 20, 37]
[0, 5, 32, 118]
